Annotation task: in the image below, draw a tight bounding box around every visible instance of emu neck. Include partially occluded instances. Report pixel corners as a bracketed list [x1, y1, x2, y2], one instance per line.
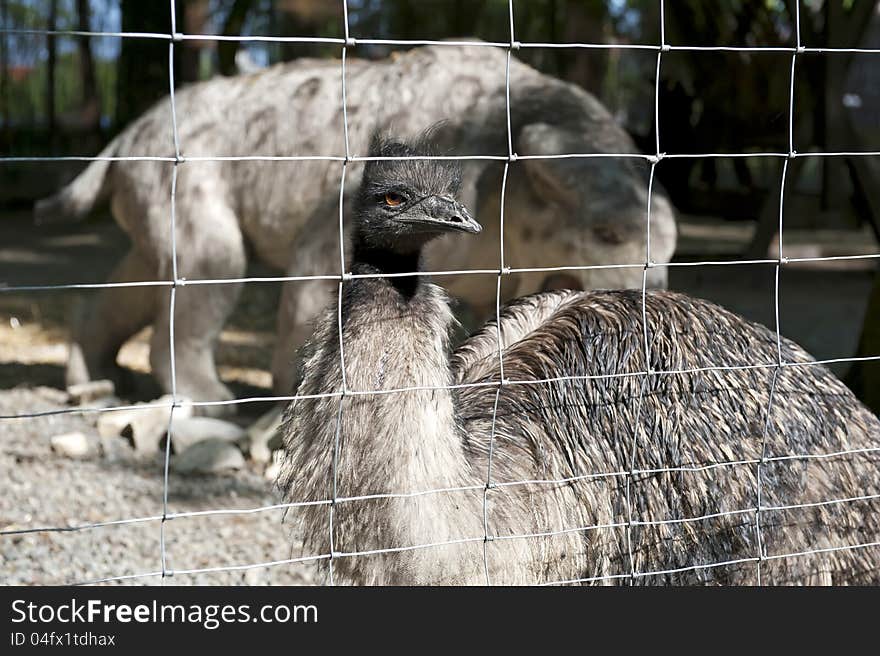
[349, 243, 423, 299]
[287, 233, 486, 582]
[330, 239, 477, 564]
[342, 238, 451, 407]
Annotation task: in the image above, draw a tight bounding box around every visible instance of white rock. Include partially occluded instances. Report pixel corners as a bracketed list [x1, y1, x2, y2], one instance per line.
[170, 417, 247, 454]
[172, 439, 245, 474]
[82, 397, 125, 424]
[67, 379, 116, 405]
[96, 395, 193, 454]
[99, 434, 133, 462]
[248, 405, 284, 464]
[263, 450, 284, 483]
[244, 566, 272, 586]
[50, 432, 91, 458]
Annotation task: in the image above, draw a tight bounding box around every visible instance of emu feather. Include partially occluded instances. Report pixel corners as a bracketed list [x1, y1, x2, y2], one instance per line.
[279, 134, 880, 586]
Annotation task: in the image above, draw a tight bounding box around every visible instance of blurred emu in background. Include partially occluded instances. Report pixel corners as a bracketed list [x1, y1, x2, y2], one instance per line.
[32, 43, 676, 410]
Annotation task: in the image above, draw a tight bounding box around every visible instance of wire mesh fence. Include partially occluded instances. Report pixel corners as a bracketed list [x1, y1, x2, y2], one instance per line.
[1, 0, 879, 586]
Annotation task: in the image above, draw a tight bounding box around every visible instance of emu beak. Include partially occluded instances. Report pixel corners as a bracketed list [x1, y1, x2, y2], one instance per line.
[419, 196, 482, 234]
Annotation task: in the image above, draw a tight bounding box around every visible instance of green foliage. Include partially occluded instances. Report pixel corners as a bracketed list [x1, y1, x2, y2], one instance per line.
[4, 48, 115, 126]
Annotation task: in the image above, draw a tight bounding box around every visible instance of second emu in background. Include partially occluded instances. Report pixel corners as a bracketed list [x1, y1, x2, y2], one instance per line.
[35, 44, 677, 410]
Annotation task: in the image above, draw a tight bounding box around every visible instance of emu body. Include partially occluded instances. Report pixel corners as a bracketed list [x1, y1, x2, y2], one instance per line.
[280, 136, 880, 586]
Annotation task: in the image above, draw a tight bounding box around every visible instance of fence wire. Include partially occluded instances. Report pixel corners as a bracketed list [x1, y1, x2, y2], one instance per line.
[1, 0, 879, 586]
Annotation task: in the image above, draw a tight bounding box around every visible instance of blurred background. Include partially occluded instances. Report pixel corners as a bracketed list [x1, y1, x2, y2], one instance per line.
[1, 0, 878, 411]
[0, 0, 879, 586]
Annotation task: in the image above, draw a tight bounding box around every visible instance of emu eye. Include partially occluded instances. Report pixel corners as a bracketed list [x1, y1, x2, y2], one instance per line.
[384, 192, 403, 207]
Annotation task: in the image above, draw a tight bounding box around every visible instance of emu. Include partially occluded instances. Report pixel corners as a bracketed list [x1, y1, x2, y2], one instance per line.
[34, 43, 676, 411]
[279, 133, 880, 586]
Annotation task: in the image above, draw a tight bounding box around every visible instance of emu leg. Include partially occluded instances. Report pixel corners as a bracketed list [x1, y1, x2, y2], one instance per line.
[148, 200, 246, 416]
[66, 248, 156, 393]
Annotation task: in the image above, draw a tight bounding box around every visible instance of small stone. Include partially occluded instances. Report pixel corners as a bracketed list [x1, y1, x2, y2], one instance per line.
[172, 439, 245, 474]
[267, 429, 283, 453]
[248, 405, 284, 464]
[243, 566, 272, 586]
[50, 432, 91, 458]
[35, 386, 71, 406]
[169, 417, 247, 454]
[96, 395, 193, 454]
[99, 434, 133, 462]
[67, 379, 116, 405]
[82, 397, 125, 423]
[263, 451, 283, 483]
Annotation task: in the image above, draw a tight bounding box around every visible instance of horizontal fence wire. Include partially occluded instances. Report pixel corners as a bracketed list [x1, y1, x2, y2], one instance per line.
[72, 538, 880, 587]
[2, 0, 879, 585]
[4, 355, 880, 421]
[6, 466, 880, 538]
[5, 254, 880, 294]
[3, 26, 880, 53]
[5, 151, 880, 164]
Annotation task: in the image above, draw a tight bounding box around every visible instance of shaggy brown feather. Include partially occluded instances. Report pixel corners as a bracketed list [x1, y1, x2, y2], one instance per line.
[280, 137, 879, 586]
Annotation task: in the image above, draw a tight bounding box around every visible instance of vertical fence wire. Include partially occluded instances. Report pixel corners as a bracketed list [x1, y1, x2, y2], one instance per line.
[755, 0, 803, 586]
[326, 0, 356, 587]
[159, 0, 183, 583]
[623, 0, 667, 585]
[481, 0, 519, 586]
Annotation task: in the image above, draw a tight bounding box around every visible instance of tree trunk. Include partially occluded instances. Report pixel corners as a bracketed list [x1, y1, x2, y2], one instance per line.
[821, 0, 876, 209]
[562, 0, 608, 97]
[0, 0, 9, 151]
[277, 6, 310, 63]
[821, 0, 849, 210]
[746, 0, 877, 258]
[116, 0, 175, 128]
[47, 0, 57, 150]
[275, 0, 341, 63]
[76, 0, 100, 133]
[218, 0, 255, 76]
[180, 0, 210, 83]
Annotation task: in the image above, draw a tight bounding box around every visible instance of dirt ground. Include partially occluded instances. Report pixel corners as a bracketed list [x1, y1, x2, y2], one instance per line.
[0, 210, 876, 585]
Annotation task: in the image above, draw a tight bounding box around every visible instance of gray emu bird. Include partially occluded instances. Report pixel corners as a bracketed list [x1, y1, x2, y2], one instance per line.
[279, 133, 880, 586]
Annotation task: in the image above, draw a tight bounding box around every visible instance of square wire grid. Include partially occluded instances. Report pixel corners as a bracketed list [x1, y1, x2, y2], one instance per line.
[1, 0, 879, 586]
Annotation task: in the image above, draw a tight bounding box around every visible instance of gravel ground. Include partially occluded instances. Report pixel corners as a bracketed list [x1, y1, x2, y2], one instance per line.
[1, 211, 876, 586]
[0, 387, 316, 586]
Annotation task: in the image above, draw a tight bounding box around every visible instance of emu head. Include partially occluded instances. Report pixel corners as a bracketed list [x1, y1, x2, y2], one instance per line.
[354, 131, 481, 254]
